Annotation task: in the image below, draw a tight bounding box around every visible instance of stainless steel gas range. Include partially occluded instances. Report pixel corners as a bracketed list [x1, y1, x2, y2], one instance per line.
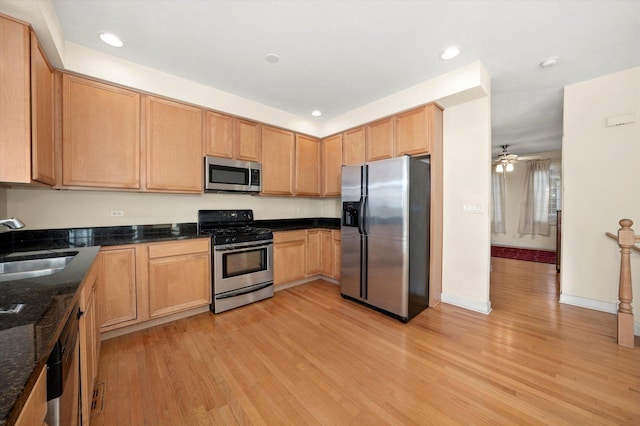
[198, 210, 273, 313]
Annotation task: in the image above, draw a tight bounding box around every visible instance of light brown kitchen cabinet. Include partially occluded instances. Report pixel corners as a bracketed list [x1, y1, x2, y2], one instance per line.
[143, 95, 203, 192]
[97, 246, 138, 330]
[332, 230, 341, 280]
[321, 134, 342, 196]
[30, 31, 56, 185]
[147, 239, 211, 319]
[79, 260, 100, 426]
[204, 110, 234, 158]
[235, 118, 261, 162]
[306, 230, 322, 275]
[0, 15, 55, 185]
[342, 127, 365, 166]
[273, 230, 306, 287]
[98, 239, 211, 332]
[14, 367, 47, 426]
[395, 103, 443, 157]
[62, 74, 141, 189]
[261, 125, 295, 195]
[295, 134, 321, 196]
[366, 116, 395, 162]
[320, 230, 333, 276]
[204, 113, 261, 162]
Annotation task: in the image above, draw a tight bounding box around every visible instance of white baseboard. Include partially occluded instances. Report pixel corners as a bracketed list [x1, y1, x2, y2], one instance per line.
[560, 294, 640, 337]
[559, 294, 617, 314]
[440, 292, 492, 314]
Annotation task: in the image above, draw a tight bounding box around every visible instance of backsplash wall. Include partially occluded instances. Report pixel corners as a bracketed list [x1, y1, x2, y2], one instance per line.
[5, 188, 341, 230]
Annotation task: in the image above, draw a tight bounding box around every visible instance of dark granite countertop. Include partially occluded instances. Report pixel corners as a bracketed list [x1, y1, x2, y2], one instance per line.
[0, 245, 100, 426]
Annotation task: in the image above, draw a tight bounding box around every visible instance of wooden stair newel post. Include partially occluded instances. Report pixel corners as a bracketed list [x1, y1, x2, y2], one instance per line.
[616, 219, 635, 348]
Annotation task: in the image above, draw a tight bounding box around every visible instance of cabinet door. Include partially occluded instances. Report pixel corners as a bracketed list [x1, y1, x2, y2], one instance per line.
[62, 74, 140, 188]
[63, 75, 140, 188]
[332, 230, 341, 279]
[366, 116, 394, 162]
[321, 134, 342, 197]
[0, 16, 30, 183]
[204, 110, 234, 158]
[342, 127, 365, 166]
[98, 248, 137, 330]
[235, 118, 261, 162]
[148, 252, 211, 319]
[295, 134, 320, 196]
[30, 31, 55, 185]
[395, 103, 442, 157]
[306, 230, 322, 275]
[273, 231, 306, 286]
[79, 263, 98, 426]
[261, 125, 295, 195]
[14, 367, 47, 426]
[320, 230, 333, 276]
[144, 95, 203, 192]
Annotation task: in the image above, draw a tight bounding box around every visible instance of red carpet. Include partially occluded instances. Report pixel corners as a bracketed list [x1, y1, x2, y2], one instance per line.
[491, 245, 556, 264]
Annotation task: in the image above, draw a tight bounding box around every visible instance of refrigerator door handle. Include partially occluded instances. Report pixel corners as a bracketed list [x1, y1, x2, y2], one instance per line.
[358, 196, 367, 236]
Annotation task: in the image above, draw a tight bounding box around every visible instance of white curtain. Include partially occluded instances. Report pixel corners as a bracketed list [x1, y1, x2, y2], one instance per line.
[491, 169, 506, 233]
[518, 159, 552, 236]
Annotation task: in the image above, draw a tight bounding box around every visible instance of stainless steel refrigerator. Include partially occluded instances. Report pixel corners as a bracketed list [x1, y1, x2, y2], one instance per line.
[341, 156, 430, 322]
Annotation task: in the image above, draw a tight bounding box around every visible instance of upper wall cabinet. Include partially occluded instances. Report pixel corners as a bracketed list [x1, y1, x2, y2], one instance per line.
[395, 103, 443, 157]
[143, 95, 203, 193]
[62, 74, 141, 189]
[295, 134, 320, 196]
[261, 125, 295, 195]
[204, 112, 261, 162]
[0, 15, 55, 185]
[342, 127, 365, 166]
[366, 116, 395, 162]
[321, 134, 342, 197]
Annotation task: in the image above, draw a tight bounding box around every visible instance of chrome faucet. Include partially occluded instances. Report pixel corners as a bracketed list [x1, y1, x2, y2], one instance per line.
[0, 218, 25, 229]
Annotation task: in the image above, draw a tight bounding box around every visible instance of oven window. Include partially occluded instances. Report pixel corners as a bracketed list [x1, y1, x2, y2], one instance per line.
[209, 165, 249, 185]
[223, 248, 267, 278]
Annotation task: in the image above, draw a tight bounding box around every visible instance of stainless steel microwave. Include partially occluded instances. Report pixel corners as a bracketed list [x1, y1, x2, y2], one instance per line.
[204, 156, 261, 193]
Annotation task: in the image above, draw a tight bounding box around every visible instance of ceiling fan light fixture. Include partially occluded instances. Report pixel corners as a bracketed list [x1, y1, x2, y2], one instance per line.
[440, 46, 460, 60]
[99, 32, 123, 47]
[496, 163, 504, 173]
[505, 162, 514, 172]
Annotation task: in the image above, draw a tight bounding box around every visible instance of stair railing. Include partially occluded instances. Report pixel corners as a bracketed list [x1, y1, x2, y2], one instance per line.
[605, 219, 639, 348]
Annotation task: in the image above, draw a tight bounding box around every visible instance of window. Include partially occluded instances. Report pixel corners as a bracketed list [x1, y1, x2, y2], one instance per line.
[548, 163, 561, 224]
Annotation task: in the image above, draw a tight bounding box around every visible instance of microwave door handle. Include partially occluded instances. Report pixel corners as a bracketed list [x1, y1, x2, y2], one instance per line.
[247, 165, 252, 187]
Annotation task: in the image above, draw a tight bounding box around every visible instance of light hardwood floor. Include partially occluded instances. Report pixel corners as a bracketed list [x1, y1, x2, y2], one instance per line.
[92, 258, 640, 425]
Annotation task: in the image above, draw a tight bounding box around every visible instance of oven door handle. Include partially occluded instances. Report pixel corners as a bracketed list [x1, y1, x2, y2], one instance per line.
[214, 241, 273, 252]
[216, 282, 273, 299]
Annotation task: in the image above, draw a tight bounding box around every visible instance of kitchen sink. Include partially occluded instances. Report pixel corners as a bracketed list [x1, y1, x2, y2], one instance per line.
[0, 251, 78, 283]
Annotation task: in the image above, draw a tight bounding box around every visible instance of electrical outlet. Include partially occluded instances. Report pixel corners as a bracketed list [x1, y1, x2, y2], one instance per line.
[110, 210, 124, 217]
[462, 203, 483, 213]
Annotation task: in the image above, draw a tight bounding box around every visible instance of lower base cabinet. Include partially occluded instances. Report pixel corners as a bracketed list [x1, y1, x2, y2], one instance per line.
[79, 259, 100, 426]
[97, 238, 212, 332]
[14, 367, 47, 426]
[274, 229, 341, 288]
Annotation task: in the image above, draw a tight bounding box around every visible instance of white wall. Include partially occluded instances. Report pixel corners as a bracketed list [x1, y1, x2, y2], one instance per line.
[441, 96, 493, 313]
[561, 66, 640, 335]
[491, 150, 561, 250]
[5, 189, 339, 229]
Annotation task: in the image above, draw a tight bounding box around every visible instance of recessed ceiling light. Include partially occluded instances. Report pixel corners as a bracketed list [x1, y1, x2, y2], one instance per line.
[100, 32, 123, 47]
[311, 110, 322, 117]
[440, 46, 460, 60]
[265, 53, 280, 64]
[540, 56, 559, 68]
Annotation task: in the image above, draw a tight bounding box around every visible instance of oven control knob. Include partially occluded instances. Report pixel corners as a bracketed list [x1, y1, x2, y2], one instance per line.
[232, 237, 237, 242]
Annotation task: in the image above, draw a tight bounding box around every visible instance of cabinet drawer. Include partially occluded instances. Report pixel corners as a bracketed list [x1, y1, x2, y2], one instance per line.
[148, 238, 210, 259]
[273, 230, 306, 244]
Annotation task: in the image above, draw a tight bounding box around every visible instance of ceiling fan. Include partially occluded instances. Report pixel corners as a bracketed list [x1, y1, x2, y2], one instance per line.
[494, 145, 518, 173]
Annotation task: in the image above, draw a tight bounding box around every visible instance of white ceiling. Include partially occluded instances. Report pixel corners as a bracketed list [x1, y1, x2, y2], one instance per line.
[45, 1, 640, 156]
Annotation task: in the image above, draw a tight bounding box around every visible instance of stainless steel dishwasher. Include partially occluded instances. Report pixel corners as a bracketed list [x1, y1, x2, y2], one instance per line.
[46, 303, 81, 426]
